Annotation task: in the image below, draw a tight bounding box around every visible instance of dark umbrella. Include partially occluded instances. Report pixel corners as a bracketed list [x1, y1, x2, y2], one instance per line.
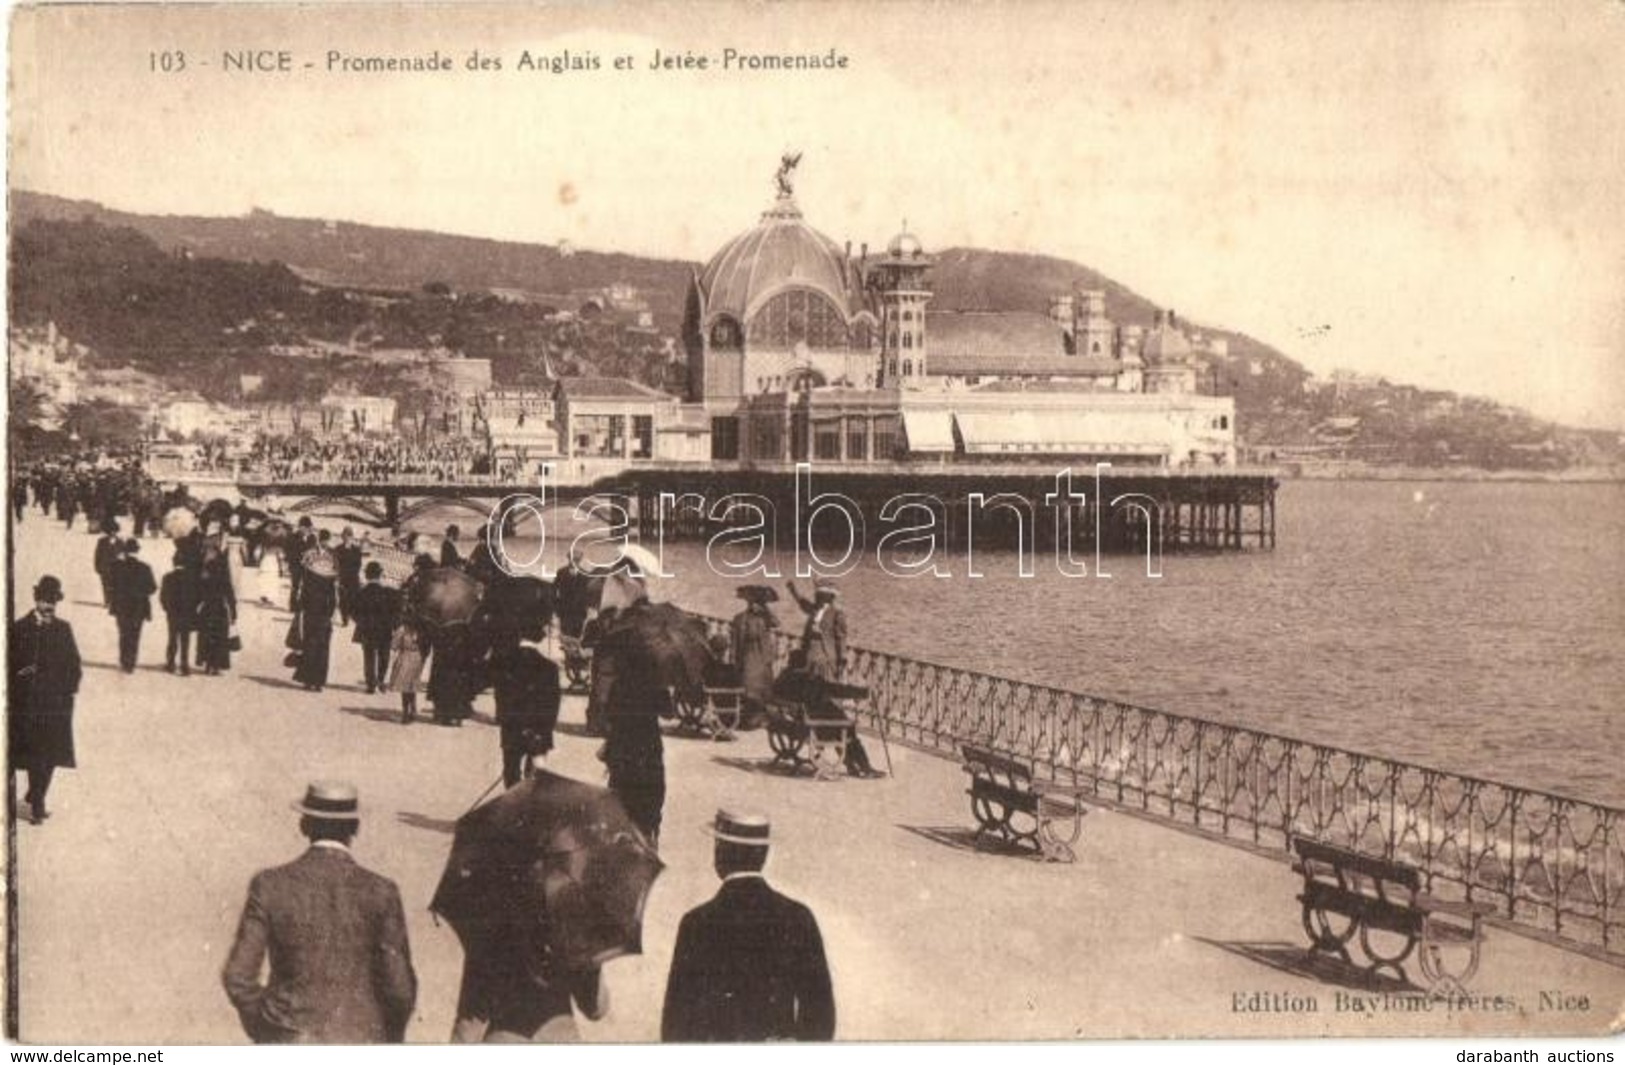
[404, 566, 484, 629]
[201, 498, 235, 528]
[431, 769, 664, 974]
[476, 575, 554, 644]
[596, 600, 713, 704]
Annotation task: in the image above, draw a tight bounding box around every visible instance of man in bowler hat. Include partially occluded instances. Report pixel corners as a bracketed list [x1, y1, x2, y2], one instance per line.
[108, 538, 156, 673]
[350, 561, 399, 694]
[661, 808, 835, 1042]
[222, 781, 417, 1043]
[9, 576, 82, 825]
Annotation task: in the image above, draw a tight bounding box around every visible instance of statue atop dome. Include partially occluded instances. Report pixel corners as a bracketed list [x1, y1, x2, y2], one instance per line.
[775, 150, 802, 198]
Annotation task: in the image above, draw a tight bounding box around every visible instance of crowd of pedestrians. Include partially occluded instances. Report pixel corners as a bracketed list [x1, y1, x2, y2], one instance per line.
[10, 449, 857, 1044]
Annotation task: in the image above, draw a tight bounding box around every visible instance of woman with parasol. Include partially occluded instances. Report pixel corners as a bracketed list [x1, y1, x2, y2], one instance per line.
[729, 585, 780, 729]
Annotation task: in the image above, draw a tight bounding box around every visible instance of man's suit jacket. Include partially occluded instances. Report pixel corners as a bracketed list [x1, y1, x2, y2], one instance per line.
[108, 558, 156, 621]
[350, 582, 401, 646]
[661, 874, 835, 1042]
[222, 846, 417, 1044]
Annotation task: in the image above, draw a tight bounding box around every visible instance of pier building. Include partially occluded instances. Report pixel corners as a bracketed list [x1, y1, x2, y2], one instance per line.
[681, 160, 1236, 469]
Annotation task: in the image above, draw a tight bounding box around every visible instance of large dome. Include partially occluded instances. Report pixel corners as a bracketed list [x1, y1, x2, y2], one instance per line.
[696, 197, 859, 327]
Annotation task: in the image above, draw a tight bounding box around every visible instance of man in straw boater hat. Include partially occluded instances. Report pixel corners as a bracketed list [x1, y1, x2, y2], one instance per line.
[222, 781, 417, 1043]
[661, 808, 835, 1042]
[9, 575, 82, 825]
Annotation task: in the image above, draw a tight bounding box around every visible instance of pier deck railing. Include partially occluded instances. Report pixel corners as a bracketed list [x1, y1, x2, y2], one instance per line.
[694, 615, 1623, 962]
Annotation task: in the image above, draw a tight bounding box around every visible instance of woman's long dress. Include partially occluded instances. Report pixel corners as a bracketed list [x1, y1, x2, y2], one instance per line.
[293, 575, 336, 688]
[195, 562, 237, 672]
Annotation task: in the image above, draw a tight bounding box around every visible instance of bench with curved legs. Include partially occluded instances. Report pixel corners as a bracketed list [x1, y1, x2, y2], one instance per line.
[1292, 837, 1494, 997]
[960, 744, 1090, 863]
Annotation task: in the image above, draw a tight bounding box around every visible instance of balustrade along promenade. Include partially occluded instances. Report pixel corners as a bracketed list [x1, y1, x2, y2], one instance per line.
[693, 612, 1624, 963]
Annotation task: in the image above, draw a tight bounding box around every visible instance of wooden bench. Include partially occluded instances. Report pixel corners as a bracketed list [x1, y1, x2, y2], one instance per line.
[765, 697, 858, 781]
[1291, 837, 1495, 996]
[960, 745, 1090, 863]
[676, 686, 744, 741]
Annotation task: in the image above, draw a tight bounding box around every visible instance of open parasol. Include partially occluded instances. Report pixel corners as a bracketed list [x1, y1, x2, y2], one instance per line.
[595, 600, 713, 705]
[430, 769, 664, 975]
[404, 566, 484, 629]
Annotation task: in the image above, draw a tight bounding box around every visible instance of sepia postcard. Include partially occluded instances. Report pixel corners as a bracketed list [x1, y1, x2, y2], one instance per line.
[5, 0, 1623, 1048]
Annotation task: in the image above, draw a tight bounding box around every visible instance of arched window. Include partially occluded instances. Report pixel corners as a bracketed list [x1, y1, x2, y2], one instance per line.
[903, 333, 913, 350]
[747, 289, 848, 349]
[1091, 341, 1101, 354]
[902, 358, 913, 376]
[710, 316, 743, 351]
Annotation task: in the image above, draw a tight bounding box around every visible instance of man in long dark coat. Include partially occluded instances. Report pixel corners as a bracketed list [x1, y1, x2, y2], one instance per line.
[93, 518, 122, 607]
[661, 809, 835, 1042]
[334, 528, 364, 627]
[350, 562, 399, 694]
[9, 576, 83, 825]
[108, 538, 157, 673]
[286, 517, 315, 611]
[222, 781, 417, 1043]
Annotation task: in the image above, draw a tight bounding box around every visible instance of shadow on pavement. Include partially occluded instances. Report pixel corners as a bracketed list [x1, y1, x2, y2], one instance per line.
[710, 755, 798, 779]
[397, 811, 458, 835]
[242, 673, 306, 692]
[338, 704, 407, 725]
[1191, 937, 1417, 992]
[555, 721, 604, 739]
[898, 823, 1034, 859]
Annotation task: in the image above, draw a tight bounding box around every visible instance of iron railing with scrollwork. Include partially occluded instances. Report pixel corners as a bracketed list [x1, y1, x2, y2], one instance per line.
[695, 613, 1624, 961]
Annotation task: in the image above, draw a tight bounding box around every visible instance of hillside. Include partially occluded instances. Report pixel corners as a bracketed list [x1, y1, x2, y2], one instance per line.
[11, 190, 696, 330]
[10, 190, 1619, 471]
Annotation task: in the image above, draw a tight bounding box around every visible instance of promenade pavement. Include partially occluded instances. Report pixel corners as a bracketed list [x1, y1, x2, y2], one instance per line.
[9, 516, 1623, 1042]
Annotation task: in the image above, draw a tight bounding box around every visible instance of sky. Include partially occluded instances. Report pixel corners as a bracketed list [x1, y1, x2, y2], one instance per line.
[9, 1, 1625, 430]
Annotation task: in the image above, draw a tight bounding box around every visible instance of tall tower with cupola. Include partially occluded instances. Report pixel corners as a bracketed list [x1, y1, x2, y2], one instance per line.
[871, 225, 933, 389]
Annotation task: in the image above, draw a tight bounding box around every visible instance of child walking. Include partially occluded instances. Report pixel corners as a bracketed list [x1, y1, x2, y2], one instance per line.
[386, 619, 427, 724]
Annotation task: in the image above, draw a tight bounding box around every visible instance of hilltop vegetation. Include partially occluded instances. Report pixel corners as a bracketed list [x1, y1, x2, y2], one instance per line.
[9, 190, 1619, 472]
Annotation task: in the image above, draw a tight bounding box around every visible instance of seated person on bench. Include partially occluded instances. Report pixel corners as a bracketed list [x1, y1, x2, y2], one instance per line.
[703, 634, 741, 689]
[771, 657, 883, 779]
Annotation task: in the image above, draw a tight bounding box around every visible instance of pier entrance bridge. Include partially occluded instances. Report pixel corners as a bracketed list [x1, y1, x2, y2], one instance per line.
[237, 462, 1278, 556]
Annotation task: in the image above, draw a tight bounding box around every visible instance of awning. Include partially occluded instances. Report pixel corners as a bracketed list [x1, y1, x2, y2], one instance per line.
[953, 411, 1170, 455]
[901, 409, 957, 453]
